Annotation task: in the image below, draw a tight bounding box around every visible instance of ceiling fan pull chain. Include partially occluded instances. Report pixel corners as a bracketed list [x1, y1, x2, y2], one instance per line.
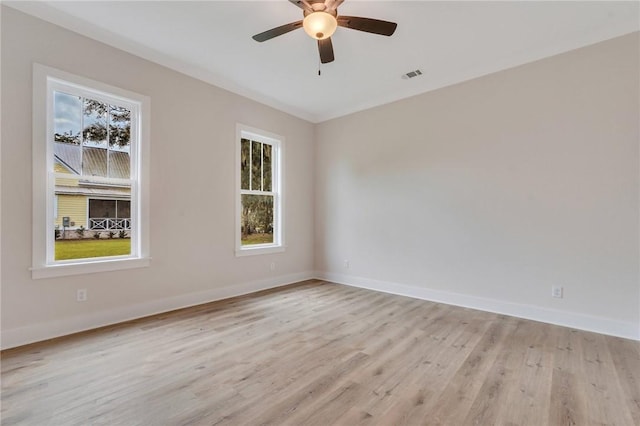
[318, 59, 322, 76]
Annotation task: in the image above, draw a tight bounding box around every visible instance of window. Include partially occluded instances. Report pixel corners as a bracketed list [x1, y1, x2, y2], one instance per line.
[32, 64, 150, 278]
[88, 199, 131, 231]
[236, 124, 284, 256]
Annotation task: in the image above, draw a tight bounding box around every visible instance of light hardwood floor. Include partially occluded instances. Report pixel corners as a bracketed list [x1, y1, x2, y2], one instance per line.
[2, 280, 639, 425]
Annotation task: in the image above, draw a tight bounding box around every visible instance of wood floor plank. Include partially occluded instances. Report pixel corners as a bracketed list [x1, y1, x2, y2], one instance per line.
[607, 337, 640, 425]
[354, 308, 487, 422]
[2, 280, 639, 426]
[424, 316, 519, 425]
[494, 321, 555, 426]
[373, 311, 494, 425]
[548, 327, 589, 426]
[577, 333, 636, 425]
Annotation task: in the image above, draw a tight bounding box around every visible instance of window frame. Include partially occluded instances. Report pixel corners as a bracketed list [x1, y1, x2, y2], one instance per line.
[32, 64, 150, 279]
[235, 124, 285, 257]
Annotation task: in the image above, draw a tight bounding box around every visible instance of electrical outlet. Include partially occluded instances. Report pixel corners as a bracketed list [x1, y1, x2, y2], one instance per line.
[552, 286, 563, 299]
[77, 288, 88, 302]
[344, 260, 350, 269]
[270, 262, 276, 271]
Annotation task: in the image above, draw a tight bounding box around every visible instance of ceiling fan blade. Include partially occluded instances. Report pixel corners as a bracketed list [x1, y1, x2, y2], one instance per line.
[318, 38, 335, 64]
[252, 21, 303, 42]
[337, 16, 398, 36]
[288, 0, 313, 12]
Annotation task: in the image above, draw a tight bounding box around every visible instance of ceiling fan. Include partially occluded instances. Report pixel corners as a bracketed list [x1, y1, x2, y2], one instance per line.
[252, 0, 398, 64]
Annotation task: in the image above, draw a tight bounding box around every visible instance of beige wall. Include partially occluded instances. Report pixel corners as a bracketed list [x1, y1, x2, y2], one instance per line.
[315, 33, 640, 338]
[1, 7, 315, 346]
[2, 7, 638, 345]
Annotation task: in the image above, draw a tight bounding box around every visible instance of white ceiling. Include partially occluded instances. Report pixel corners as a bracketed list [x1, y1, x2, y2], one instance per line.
[7, 1, 639, 123]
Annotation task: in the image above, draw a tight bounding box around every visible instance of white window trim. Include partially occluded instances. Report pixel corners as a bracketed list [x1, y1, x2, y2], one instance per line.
[235, 124, 285, 257]
[32, 64, 151, 279]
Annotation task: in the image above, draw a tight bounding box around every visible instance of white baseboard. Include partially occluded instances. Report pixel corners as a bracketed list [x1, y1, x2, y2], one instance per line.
[315, 271, 640, 341]
[4, 270, 636, 349]
[0, 271, 315, 350]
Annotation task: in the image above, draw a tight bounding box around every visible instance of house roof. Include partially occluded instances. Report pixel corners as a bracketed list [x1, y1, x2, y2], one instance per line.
[54, 142, 81, 174]
[54, 142, 130, 179]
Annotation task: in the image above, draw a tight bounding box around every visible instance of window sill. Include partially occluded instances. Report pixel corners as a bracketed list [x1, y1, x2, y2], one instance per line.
[31, 257, 151, 279]
[235, 245, 285, 257]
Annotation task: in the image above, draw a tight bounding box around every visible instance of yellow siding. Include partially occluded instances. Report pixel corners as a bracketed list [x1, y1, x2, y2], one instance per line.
[55, 195, 87, 228]
[54, 163, 79, 187]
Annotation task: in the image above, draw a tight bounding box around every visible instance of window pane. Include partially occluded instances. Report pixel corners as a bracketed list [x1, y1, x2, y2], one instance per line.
[108, 150, 130, 179]
[109, 105, 131, 152]
[82, 147, 107, 177]
[251, 141, 262, 191]
[263, 143, 272, 192]
[241, 194, 274, 246]
[241, 138, 250, 190]
[83, 98, 108, 148]
[54, 141, 81, 175]
[54, 91, 81, 145]
[56, 192, 131, 260]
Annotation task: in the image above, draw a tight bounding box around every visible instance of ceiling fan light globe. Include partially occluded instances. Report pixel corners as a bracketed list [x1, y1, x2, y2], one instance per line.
[303, 12, 337, 40]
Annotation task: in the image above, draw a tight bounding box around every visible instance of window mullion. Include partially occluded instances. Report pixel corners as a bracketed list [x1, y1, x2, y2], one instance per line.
[106, 105, 110, 178]
[80, 97, 84, 176]
[53, 172, 133, 185]
[240, 189, 275, 196]
[249, 140, 252, 191]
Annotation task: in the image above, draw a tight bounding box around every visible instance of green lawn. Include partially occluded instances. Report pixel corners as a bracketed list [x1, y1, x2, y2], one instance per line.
[55, 239, 131, 260]
[241, 233, 273, 245]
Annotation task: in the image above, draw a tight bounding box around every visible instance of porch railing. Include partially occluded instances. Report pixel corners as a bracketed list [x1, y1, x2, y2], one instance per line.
[89, 218, 131, 230]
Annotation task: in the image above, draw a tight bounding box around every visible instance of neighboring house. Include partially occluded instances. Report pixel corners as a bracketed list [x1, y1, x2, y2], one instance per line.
[54, 142, 131, 238]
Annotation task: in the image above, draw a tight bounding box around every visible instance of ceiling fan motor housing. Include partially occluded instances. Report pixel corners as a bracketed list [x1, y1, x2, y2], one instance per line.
[305, 0, 336, 12]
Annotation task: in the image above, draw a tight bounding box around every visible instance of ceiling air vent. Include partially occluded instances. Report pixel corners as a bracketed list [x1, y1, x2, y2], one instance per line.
[402, 69, 423, 80]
